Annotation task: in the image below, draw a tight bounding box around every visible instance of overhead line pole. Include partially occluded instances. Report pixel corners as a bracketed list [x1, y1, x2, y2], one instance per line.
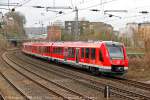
[75, 6, 79, 41]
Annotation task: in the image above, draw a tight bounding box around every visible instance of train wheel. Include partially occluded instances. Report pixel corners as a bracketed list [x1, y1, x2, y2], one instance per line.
[90, 67, 99, 75]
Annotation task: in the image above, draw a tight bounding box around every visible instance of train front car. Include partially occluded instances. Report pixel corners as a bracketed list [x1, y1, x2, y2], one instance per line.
[102, 41, 128, 76]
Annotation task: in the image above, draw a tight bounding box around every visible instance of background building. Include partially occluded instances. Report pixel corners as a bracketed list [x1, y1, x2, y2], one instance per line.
[65, 21, 113, 35]
[121, 22, 150, 48]
[138, 23, 150, 41]
[65, 21, 89, 35]
[89, 22, 113, 34]
[47, 25, 61, 41]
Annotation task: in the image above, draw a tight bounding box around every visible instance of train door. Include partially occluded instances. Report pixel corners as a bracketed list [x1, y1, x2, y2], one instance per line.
[64, 47, 68, 61]
[90, 48, 96, 64]
[76, 48, 79, 63]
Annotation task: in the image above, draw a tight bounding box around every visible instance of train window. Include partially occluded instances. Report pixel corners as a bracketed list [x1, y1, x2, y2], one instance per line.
[35, 47, 37, 52]
[107, 45, 124, 59]
[57, 47, 60, 54]
[59, 47, 63, 55]
[99, 50, 103, 62]
[58, 47, 60, 54]
[30, 46, 31, 51]
[44, 47, 46, 53]
[68, 47, 75, 58]
[41, 47, 43, 53]
[38, 46, 40, 53]
[55, 47, 57, 54]
[57, 47, 59, 54]
[81, 48, 84, 58]
[53, 47, 56, 54]
[91, 48, 96, 60]
[43, 47, 45, 53]
[45, 46, 49, 53]
[85, 48, 90, 58]
[39, 46, 42, 53]
[56, 47, 58, 54]
[53, 47, 63, 54]
[39, 46, 41, 53]
[59, 47, 62, 54]
[47, 47, 49, 53]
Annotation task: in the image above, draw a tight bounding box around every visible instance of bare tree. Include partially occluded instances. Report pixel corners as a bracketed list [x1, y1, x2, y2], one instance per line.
[4, 11, 26, 39]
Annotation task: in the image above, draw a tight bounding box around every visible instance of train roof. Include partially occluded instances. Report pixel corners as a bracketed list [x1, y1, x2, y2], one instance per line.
[23, 41, 123, 48]
[23, 42, 53, 46]
[52, 41, 102, 48]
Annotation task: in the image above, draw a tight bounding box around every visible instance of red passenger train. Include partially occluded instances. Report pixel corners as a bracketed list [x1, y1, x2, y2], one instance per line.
[22, 41, 128, 76]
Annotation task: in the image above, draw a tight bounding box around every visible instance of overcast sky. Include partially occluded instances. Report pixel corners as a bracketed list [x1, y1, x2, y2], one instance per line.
[1, 0, 150, 30]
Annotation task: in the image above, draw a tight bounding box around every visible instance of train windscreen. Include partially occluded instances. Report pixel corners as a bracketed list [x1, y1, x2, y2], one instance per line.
[107, 45, 124, 59]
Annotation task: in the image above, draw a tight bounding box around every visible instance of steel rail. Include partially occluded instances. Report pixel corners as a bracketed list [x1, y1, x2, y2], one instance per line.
[0, 54, 29, 100]
[7, 54, 93, 100]
[13, 52, 143, 100]
[2, 52, 68, 100]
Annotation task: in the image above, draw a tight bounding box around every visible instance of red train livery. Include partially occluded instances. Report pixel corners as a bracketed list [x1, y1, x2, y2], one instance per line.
[22, 41, 128, 76]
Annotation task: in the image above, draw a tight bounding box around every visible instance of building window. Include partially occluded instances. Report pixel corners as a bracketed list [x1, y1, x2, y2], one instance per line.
[68, 27, 72, 33]
[83, 23, 86, 26]
[90, 25, 94, 29]
[68, 22, 71, 26]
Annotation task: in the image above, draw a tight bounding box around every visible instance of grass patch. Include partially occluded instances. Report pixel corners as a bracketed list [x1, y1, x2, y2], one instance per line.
[127, 53, 150, 81]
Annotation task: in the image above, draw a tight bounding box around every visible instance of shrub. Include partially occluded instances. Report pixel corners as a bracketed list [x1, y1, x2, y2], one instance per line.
[0, 34, 8, 50]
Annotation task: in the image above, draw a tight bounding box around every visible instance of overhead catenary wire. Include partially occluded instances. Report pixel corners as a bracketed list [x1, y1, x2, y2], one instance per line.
[24, 0, 150, 29]
[0, 8, 9, 10]
[80, 1, 150, 25]
[41, 0, 118, 22]
[0, 0, 33, 10]
[104, 14, 150, 23]
[98, 6, 150, 23]
[79, 0, 119, 11]
[0, 4, 19, 6]
[69, 0, 92, 7]
[14, 0, 33, 9]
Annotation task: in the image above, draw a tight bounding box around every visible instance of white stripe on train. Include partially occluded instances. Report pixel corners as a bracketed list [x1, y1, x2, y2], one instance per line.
[23, 51, 128, 73]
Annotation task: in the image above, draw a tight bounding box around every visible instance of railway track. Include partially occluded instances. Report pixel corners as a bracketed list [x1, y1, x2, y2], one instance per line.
[2, 52, 88, 100]
[0, 50, 26, 100]
[102, 76, 150, 91]
[0, 72, 29, 100]
[6, 54, 93, 100]
[0, 93, 3, 100]
[11, 51, 150, 100]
